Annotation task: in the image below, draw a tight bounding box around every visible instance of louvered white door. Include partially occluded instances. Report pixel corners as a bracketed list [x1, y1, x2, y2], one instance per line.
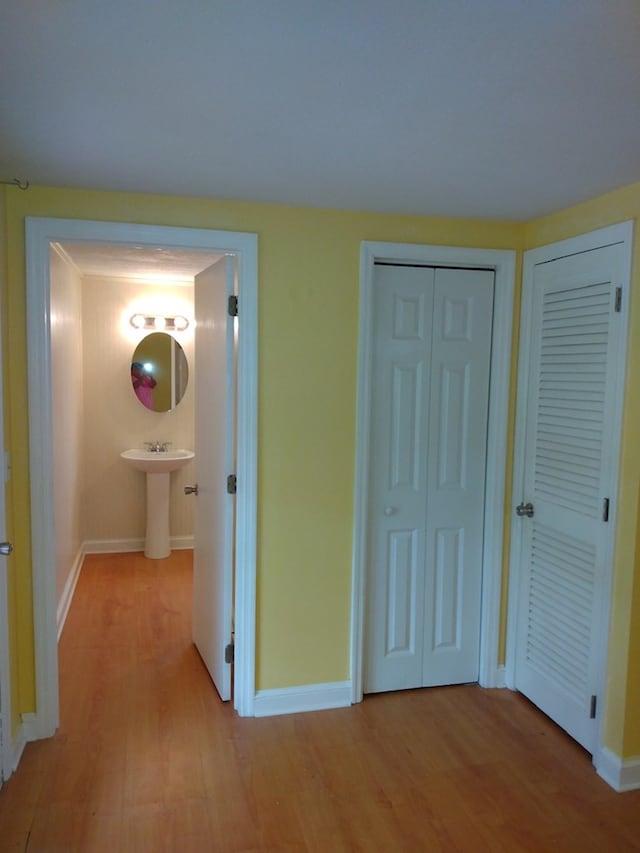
[514, 245, 624, 752]
[364, 264, 494, 694]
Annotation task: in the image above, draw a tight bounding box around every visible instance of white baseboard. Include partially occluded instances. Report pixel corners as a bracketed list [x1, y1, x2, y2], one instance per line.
[596, 746, 640, 792]
[479, 663, 507, 689]
[254, 681, 351, 717]
[83, 536, 194, 554]
[56, 546, 85, 641]
[494, 664, 507, 688]
[1, 712, 37, 782]
[83, 538, 144, 554]
[168, 536, 194, 551]
[12, 713, 35, 772]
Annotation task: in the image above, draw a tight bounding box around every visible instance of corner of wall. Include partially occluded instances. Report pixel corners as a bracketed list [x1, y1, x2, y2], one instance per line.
[596, 746, 640, 792]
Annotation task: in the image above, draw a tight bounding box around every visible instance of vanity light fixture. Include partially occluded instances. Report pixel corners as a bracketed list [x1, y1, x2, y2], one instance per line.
[130, 313, 189, 331]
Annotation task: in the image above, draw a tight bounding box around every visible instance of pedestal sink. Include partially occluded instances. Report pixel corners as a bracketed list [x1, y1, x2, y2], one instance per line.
[121, 449, 195, 559]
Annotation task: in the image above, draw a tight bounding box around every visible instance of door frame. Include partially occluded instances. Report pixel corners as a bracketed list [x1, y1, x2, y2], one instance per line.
[351, 241, 516, 702]
[25, 217, 258, 738]
[505, 221, 633, 766]
[0, 263, 11, 782]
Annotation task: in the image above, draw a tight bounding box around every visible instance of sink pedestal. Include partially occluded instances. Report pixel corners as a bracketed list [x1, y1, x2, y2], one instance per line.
[120, 449, 195, 560]
[145, 472, 171, 559]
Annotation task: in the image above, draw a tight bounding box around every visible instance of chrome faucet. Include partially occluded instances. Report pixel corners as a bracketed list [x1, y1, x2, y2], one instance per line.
[145, 441, 171, 453]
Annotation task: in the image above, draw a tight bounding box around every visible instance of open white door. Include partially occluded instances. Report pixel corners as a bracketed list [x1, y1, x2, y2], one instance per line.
[191, 256, 236, 701]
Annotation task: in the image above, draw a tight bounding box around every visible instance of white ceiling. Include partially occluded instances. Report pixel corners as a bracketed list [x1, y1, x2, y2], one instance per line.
[2, 1, 640, 221]
[56, 242, 220, 281]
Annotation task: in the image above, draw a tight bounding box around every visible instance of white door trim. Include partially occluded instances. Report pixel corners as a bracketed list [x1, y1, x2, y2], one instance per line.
[0, 556, 11, 784]
[351, 241, 516, 702]
[0, 222, 14, 782]
[505, 221, 633, 768]
[25, 217, 258, 737]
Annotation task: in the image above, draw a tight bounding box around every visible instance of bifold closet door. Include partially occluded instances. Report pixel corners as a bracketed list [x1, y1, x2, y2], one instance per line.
[364, 264, 493, 694]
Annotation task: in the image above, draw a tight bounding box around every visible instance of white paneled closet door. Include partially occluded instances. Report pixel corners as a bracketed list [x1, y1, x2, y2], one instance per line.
[514, 244, 624, 753]
[364, 264, 494, 694]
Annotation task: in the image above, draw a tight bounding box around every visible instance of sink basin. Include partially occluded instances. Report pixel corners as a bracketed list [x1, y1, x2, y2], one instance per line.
[120, 448, 194, 473]
[120, 448, 195, 558]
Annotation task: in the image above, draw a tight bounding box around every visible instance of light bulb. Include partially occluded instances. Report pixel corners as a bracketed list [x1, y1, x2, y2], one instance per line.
[173, 315, 189, 331]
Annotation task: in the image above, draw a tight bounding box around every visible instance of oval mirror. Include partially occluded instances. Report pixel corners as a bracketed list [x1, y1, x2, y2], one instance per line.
[130, 332, 189, 412]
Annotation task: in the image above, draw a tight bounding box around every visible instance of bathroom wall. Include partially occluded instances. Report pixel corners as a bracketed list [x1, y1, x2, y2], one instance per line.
[81, 275, 195, 548]
[49, 246, 84, 610]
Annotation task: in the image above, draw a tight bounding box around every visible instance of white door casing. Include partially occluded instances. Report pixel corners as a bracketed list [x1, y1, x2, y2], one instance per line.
[352, 242, 516, 703]
[25, 218, 258, 737]
[507, 222, 632, 761]
[0, 297, 10, 783]
[192, 257, 235, 701]
[364, 265, 494, 694]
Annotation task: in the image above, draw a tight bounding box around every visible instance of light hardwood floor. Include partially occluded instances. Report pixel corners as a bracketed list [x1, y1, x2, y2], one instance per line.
[1, 550, 639, 852]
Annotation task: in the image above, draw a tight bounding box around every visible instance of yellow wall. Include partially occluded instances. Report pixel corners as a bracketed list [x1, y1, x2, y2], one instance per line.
[3, 185, 523, 723]
[5, 181, 639, 760]
[525, 180, 640, 757]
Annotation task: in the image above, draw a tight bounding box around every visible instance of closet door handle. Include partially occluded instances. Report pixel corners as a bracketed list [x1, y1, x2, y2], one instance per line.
[0, 541, 13, 556]
[383, 506, 397, 516]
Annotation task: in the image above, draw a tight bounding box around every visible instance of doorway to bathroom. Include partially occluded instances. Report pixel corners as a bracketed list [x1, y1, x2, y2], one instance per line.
[25, 218, 258, 741]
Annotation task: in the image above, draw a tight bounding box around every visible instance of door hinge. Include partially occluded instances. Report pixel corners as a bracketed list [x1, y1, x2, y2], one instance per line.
[227, 474, 237, 494]
[602, 498, 610, 522]
[590, 695, 597, 719]
[614, 287, 622, 313]
[228, 294, 238, 317]
[515, 502, 534, 518]
[225, 642, 234, 664]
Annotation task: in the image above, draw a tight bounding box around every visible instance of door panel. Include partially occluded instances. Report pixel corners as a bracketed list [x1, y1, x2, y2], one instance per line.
[364, 265, 494, 693]
[192, 256, 235, 701]
[433, 527, 463, 649]
[515, 245, 622, 752]
[364, 266, 433, 693]
[422, 269, 494, 686]
[385, 529, 419, 657]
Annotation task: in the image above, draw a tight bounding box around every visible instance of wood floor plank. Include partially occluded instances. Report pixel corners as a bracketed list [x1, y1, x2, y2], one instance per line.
[1, 549, 639, 851]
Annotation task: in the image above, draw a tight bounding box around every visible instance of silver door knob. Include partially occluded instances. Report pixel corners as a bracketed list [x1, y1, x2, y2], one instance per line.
[184, 485, 199, 496]
[0, 541, 13, 556]
[516, 502, 534, 518]
[384, 506, 397, 516]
